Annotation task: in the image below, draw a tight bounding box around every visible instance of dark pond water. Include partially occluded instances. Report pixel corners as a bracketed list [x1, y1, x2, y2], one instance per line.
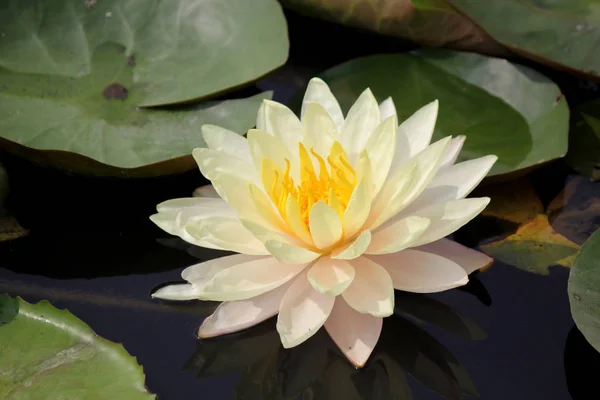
[2, 9, 600, 400]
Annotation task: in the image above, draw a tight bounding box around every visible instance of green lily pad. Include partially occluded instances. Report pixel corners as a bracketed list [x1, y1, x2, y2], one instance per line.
[568, 229, 600, 353]
[0, 0, 288, 107]
[0, 88, 270, 177]
[0, 294, 155, 399]
[450, 0, 600, 78]
[566, 100, 600, 180]
[317, 49, 569, 176]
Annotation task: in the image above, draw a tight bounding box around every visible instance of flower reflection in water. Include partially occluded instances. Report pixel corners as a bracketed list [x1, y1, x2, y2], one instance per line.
[184, 290, 485, 400]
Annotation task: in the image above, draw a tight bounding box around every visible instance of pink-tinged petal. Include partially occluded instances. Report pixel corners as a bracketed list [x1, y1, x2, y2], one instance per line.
[277, 272, 335, 348]
[201, 257, 308, 301]
[342, 257, 394, 317]
[198, 280, 292, 338]
[193, 184, 220, 198]
[372, 249, 468, 293]
[325, 297, 383, 368]
[307, 257, 355, 296]
[415, 238, 493, 275]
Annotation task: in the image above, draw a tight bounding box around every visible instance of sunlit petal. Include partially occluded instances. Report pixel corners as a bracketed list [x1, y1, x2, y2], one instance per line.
[301, 77, 344, 131]
[343, 257, 394, 317]
[307, 257, 355, 296]
[341, 88, 380, 163]
[415, 238, 493, 275]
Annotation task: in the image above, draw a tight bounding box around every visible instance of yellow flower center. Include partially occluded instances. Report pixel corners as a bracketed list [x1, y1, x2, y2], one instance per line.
[261, 141, 357, 232]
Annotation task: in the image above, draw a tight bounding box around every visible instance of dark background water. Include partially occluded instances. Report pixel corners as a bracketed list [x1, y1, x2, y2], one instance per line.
[1, 9, 600, 400]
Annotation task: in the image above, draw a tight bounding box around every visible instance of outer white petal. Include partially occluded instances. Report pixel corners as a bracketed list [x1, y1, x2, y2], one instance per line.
[438, 135, 466, 170]
[302, 102, 339, 158]
[341, 88, 380, 163]
[402, 155, 497, 214]
[247, 129, 297, 180]
[151, 283, 203, 300]
[181, 254, 265, 285]
[156, 197, 232, 214]
[309, 201, 343, 250]
[185, 217, 268, 255]
[372, 249, 468, 293]
[262, 99, 303, 154]
[265, 240, 321, 264]
[193, 184, 220, 198]
[201, 124, 252, 163]
[307, 257, 355, 296]
[203, 172, 256, 218]
[277, 272, 335, 348]
[301, 77, 344, 131]
[364, 116, 397, 196]
[367, 216, 430, 255]
[325, 297, 383, 368]
[343, 153, 373, 239]
[193, 148, 259, 186]
[342, 257, 394, 317]
[389, 125, 412, 174]
[201, 257, 308, 301]
[369, 136, 450, 230]
[400, 100, 439, 158]
[331, 231, 371, 260]
[415, 238, 493, 275]
[378, 97, 397, 122]
[198, 280, 293, 338]
[409, 197, 491, 247]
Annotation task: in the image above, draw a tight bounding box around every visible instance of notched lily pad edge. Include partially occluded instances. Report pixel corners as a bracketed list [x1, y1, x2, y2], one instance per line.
[0, 293, 156, 398]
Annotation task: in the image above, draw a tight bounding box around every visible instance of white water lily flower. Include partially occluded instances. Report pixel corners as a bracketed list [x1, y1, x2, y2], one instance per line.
[151, 78, 496, 368]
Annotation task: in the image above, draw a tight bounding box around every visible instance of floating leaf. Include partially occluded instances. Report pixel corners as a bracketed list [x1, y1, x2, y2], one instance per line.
[281, 0, 600, 80]
[0, 294, 155, 399]
[316, 50, 569, 176]
[0, 90, 270, 176]
[450, 0, 600, 79]
[0, 0, 288, 106]
[566, 100, 600, 180]
[568, 229, 600, 353]
[470, 178, 580, 275]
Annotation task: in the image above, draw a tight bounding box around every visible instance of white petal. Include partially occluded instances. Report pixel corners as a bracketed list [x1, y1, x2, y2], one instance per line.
[400, 100, 439, 158]
[364, 116, 397, 196]
[247, 129, 297, 179]
[277, 272, 335, 348]
[265, 240, 321, 264]
[151, 283, 202, 300]
[201, 124, 252, 163]
[331, 231, 371, 260]
[367, 216, 430, 255]
[201, 256, 308, 301]
[402, 154, 497, 214]
[438, 135, 465, 170]
[378, 97, 397, 122]
[193, 184, 220, 198]
[368, 136, 450, 229]
[203, 172, 256, 218]
[302, 101, 339, 158]
[185, 217, 268, 255]
[307, 257, 355, 296]
[343, 153, 373, 239]
[409, 197, 491, 247]
[182, 254, 265, 285]
[415, 238, 493, 275]
[156, 197, 232, 214]
[262, 100, 303, 155]
[342, 257, 394, 317]
[372, 249, 468, 293]
[192, 148, 259, 186]
[309, 201, 343, 250]
[325, 297, 382, 368]
[341, 88, 380, 163]
[301, 77, 344, 131]
[198, 280, 292, 338]
[389, 125, 412, 174]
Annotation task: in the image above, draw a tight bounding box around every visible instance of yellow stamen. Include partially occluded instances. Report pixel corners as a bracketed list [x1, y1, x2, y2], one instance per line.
[262, 141, 357, 234]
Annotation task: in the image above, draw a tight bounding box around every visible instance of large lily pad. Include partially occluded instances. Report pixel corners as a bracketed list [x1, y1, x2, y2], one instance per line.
[566, 100, 600, 180]
[568, 229, 600, 353]
[450, 0, 600, 78]
[318, 50, 569, 176]
[0, 294, 155, 399]
[0, 0, 288, 106]
[281, 0, 600, 80]
[0, 89, 270, 177]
